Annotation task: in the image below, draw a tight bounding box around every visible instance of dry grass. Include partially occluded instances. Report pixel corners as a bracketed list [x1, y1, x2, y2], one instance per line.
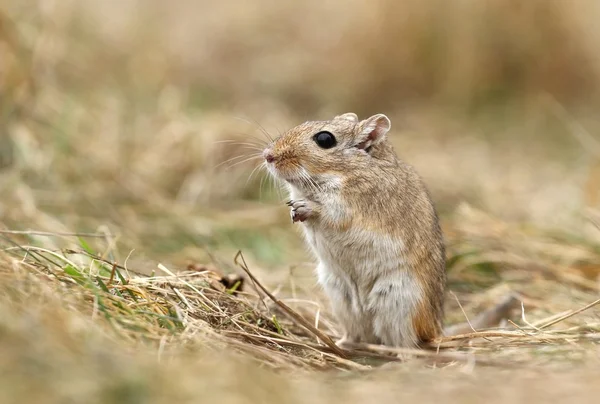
[2, 0, 600, 402]
[1, 217, 600, 402]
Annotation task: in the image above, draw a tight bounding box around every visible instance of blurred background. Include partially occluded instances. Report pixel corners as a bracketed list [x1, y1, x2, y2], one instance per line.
[1, 0, 600, 273]
[2, 1, 600, 402]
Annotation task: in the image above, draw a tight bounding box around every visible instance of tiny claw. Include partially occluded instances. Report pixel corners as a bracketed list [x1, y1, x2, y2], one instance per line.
[285, 200, 293, 206]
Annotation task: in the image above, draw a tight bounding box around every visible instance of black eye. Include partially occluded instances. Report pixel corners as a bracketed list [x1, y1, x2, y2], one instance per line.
[313, 131, 337, 149]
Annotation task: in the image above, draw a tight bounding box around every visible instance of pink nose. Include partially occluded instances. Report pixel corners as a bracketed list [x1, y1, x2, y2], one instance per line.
[263, 149, 275, 163]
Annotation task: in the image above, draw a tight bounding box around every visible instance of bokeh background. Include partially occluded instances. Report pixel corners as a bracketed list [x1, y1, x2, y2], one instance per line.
[1, 1, 600, 402]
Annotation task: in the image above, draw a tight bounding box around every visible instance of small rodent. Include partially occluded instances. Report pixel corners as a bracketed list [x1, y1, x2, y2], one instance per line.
[263, 113, 516, 348]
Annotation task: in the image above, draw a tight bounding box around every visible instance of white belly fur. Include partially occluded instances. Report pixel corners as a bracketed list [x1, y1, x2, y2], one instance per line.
[290, 185, 424, 347]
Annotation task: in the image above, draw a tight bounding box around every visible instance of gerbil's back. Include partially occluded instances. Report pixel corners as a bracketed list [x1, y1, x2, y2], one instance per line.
[343, 144, 443, 246]
[344, 148, 447, 339]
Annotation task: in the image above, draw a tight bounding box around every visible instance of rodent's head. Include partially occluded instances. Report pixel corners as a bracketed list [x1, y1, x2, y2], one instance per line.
[263, 113, 393, 190]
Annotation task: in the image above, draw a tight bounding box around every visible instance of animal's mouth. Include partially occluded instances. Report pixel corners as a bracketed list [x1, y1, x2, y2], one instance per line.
[263, 148, 298, 183]
[265, 161, 300, 184]
[263, 147, 317, 191]
[265, 159, 337, 196]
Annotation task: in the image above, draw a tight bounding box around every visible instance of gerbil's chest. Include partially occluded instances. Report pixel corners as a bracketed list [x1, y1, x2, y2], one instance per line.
[304, 225, 406, 280]
[289, 184, 406, 277]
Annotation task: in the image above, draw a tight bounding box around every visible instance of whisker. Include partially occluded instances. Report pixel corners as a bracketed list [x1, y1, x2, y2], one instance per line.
[298, 168, 312, 190]
[240, 146, 264, 152]
[311, 176, 324, 194]
[214, 154, 250, 169]
[212, 139, 268, 157]
[214, 153, 255, 169]
[233, 133, 270, 146]
[233, 116, 275, 143]
[297, 169, 311, 192]
[212, 132, 269, 149]
[267, 174, 284, 203]
[309, 170, 325, 194]
[277, 178, 286, 202]
[251, 120, 275, 143]
[225, 155, 263, 170]
[301, 168, 324, 195]
[246, 161, 265, 186]
[214, 154, 261, 170]
[213, 140, 265, 149]
[259, 171, 268, 202]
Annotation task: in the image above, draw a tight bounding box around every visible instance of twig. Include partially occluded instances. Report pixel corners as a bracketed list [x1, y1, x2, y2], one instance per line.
[531, 310, 572, 328]
[539, 297, 600, 330]
[339, 341, 510, 367]
[234, 250, 348, 358]
[223, 331, 367, 370]
[435, 330, 531, 342]
[451, 291, 476, 332]
[300, 340, 401, 361]
[0, 230, 107, 238]
[108, 262, 117, 285]
[170, 286, 194, 311]
[520, 301, 542, 331]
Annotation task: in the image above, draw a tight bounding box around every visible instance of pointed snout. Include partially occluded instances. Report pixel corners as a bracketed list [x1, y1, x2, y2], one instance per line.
[263, 148, 275, 163]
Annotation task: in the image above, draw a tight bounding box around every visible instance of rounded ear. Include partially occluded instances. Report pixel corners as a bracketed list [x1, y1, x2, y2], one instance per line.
[357, 114, 391, 149]
[334, 112, 359, 123]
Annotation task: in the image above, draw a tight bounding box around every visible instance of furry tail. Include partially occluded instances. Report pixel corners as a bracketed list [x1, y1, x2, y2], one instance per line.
[443, 293, 521, 336]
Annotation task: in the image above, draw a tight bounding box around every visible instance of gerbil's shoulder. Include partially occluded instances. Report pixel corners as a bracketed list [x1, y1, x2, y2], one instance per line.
[341, 145, 439, 232]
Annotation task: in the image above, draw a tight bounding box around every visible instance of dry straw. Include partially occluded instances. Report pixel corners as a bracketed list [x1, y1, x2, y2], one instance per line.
[2, 225, 599, 372]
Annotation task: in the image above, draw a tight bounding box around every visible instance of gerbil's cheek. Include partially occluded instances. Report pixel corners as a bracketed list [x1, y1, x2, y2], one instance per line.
[343, 148, 367, 158]
[265, 160, 289, 181]
[266, 161, 282, 179]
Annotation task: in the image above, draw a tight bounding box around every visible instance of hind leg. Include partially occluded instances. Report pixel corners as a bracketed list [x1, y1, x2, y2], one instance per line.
[317, 267, 368, 348]
[368, 274, 423, 348]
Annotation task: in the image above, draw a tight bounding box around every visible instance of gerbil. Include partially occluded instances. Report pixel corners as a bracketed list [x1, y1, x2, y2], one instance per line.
[263, 113, 516, 348]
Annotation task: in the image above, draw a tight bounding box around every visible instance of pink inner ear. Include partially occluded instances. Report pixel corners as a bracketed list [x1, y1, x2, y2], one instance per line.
[356, 139, 370, 150]
[356, 126, 379, 150]
[369, 121, 387, 142]
[369, 128, 380, 141]
[357, 116, 389, 149]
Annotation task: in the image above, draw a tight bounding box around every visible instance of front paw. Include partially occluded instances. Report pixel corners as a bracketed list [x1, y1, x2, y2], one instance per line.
[286, 199, 314, 223]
